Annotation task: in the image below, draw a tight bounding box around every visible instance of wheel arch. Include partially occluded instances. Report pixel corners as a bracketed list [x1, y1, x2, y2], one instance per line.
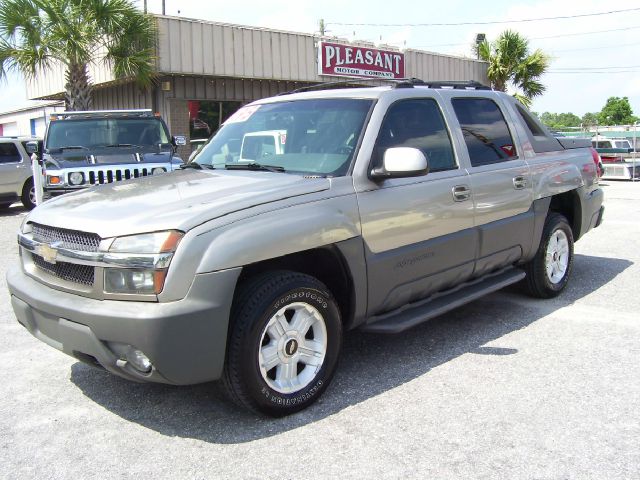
[236, 239, 367, 331]
[548, 189, 582, 241]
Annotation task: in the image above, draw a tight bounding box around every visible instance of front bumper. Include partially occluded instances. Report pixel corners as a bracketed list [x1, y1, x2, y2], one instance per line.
[7, 264, 241, 385]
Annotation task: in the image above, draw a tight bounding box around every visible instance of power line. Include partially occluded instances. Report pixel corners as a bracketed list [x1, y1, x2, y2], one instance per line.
[549, 42, 640, 53]
[411, 25, 640, 49]
[552, 65, 640, 70]
[547, 70, 640, 74]
[531, 25, 640, 40]
[327, 7, 640, 27]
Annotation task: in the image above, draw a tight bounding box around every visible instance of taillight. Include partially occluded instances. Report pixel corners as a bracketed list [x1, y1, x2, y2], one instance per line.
[589, 147, 603, 177]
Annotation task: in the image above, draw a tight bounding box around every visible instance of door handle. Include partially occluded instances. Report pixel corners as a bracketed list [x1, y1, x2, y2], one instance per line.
[513, 176, 527, 189]
[452, 185, 471, 202]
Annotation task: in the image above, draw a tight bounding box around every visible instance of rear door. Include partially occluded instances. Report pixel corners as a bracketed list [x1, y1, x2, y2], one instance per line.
[448, 95, 534, 276]
[0, 141, 27, 195]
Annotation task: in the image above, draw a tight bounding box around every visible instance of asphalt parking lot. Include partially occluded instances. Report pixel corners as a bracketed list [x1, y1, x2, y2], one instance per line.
[1, 181, 639, 479]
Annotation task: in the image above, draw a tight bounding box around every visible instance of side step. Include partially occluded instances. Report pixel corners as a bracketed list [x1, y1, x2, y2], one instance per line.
[360, 268, 526, 334]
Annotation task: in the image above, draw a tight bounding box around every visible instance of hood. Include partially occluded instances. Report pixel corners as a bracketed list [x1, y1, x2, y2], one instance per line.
[45, 149, 174, 167]
[27, 170, 330, 238]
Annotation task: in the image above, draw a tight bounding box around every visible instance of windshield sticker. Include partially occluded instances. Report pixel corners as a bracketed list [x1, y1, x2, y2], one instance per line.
[225, 105, 260, 124]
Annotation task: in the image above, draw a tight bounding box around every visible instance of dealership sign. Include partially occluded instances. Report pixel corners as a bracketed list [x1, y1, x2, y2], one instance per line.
[318, 42, 405, 80]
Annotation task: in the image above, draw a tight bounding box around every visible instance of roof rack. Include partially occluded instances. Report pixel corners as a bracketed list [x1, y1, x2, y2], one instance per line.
[278, 78, 491, 95]
[51, 109, 154, 120]
[393, 79, 491, 90]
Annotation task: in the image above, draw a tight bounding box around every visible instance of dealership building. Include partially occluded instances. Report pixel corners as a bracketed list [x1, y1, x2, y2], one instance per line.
[25, 14, 488, 157]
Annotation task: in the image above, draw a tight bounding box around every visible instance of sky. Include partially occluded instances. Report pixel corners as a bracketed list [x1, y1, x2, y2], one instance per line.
[1, 0, 639, 118]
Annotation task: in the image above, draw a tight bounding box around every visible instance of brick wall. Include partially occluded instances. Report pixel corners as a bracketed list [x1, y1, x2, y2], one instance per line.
[168, 99, 190, 161]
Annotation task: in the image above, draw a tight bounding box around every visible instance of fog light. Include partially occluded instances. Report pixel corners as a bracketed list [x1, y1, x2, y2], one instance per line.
[108, 342, 152, 374]
[68, 171, 85, 185]
[127, 349, 152, 373]
[152, 167, 166, 175]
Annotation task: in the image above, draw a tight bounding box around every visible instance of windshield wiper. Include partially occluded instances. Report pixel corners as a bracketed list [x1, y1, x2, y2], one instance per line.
[179, 162, 215, 170]
[48, 145, 90, 153]
[225, 163, 285, 173]
[104, 143, 142, 149]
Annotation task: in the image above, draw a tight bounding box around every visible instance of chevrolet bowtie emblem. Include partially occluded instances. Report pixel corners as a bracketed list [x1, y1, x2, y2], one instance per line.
[35, 242, 62, 264]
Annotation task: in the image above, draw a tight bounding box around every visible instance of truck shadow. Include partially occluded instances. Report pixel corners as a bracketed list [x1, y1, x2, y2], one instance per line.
[70, 253, 632, 443]
[0, 204, 28, 217]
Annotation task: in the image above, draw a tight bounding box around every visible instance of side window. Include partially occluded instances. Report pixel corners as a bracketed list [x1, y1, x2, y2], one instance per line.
[0, 142, 21, 164]
[452, 98, 517, 167]
[515, 104, 545, 136]
[373, 98, 456, 173]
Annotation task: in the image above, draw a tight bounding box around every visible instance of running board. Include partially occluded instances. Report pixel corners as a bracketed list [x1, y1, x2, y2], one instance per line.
[360, 268, 526, 334]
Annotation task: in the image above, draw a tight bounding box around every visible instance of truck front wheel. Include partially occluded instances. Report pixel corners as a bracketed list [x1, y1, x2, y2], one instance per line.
[523, 212, 574, 298]
[222, 271, 342, 416]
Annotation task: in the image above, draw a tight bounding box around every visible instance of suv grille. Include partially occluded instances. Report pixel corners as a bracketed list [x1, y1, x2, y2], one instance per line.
[31, 223, 101, 252]
[87, 167, 151, 185]
[31, 254, 95, 286]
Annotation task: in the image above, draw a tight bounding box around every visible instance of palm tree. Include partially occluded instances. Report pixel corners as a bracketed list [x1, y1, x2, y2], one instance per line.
[0, 0, 156, 110]
[477, 30, 549, 108]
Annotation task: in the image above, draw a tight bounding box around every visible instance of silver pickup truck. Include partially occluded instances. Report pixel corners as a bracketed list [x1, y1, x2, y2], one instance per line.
[7, 80, 604, 416]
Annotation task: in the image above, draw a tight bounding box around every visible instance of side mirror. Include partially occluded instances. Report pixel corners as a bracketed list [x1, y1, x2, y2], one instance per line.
[370, 147, 429, 179]
[172, 135, 187, 146]
[25, 141, 40, 155]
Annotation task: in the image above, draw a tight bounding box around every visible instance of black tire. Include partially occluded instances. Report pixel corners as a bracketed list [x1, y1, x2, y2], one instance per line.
[21, 177, 36, 210]
[223, 271, 342, 416]
[523, 212, 574, 298]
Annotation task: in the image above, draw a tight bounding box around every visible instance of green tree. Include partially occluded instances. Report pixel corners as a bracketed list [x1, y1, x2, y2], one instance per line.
[581, 112, 599, 128]
[477, 30, 549, 108]
[539, 112, 581, 130]
[0, 0, 156, 111]
[598, 97, 638, 126]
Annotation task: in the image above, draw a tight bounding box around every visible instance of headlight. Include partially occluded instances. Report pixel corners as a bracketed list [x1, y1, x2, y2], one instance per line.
[109, 230, 182, 253]
[104, 269, 165, 295]
[68, 172, 85, 185]
[104, 230, 183, 295]
[151, 167, 166, 175]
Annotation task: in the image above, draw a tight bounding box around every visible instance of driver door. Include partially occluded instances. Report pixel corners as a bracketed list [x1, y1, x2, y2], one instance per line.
[356, 98, 476, 316]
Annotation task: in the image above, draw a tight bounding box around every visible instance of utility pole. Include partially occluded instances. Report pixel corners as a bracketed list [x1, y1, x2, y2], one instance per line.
[143, 0, 147, 13]
[162, 0, 165, 15]
[319, 19, 326, 36]
[475, 33, 486, 59]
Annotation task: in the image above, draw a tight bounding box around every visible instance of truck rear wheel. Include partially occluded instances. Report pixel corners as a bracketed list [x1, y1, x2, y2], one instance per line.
[222, 271, 342, 416]
[523, 212, 574, 298]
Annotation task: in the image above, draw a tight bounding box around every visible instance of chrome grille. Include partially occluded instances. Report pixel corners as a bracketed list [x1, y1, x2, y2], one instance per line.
[31, 254, 95, 286]
[31, 223, 101, 252]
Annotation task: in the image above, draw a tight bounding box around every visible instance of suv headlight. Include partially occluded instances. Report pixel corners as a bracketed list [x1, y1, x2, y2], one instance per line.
[104, 230, 183, 295]
[68, 172, 85, 185]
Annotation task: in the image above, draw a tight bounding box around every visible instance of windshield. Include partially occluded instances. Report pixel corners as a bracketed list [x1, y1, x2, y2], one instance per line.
[46, 118, 170, 150]
[192, 99, 373, 176]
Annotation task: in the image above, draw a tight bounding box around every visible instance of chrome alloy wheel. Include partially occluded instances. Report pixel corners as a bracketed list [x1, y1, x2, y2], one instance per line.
[258, 302, 327, 394]
[29, 186, 36, 206]
[545, 229, 570, 284]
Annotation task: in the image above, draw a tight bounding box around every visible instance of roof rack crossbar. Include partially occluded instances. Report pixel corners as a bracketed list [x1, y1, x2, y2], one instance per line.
[393, 79, 491, 90]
